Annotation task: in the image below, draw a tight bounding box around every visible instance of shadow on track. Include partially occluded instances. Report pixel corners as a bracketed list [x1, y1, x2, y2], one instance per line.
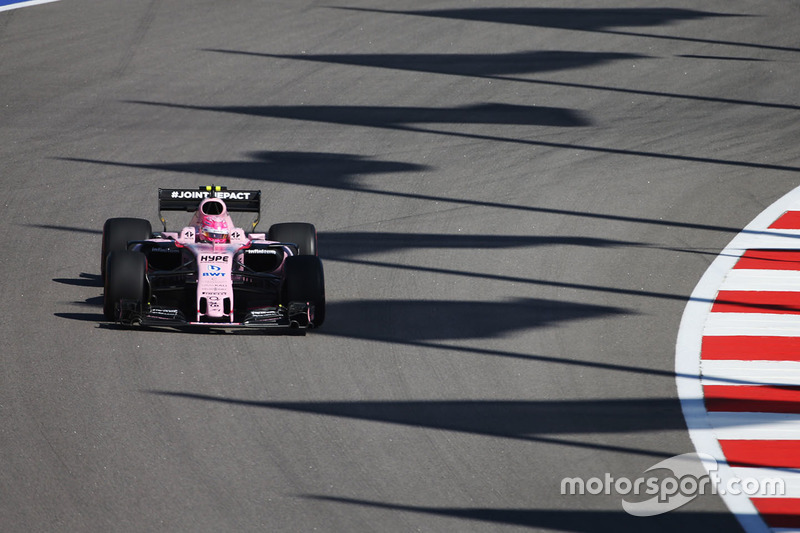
[57, 151, 781, 234]
[333, 7, 737, 32]
[320, 232, 645, 257]
[299, 495, 744, 533]
[147, 392, 690, 436]
[149, 390, 710, 459]
[212, 49, 797, 112]
[319, 298, 627, 342]
[53, 272, 102, 287]
[127, 101, 591, 128]
[119, 102, 800, 174]
[27, 224, 102, 235]
[206, 49, 648, 77]
[61, 151, 426, 190]
[55, 312, 105, 322]
[336, 6, 793, 53]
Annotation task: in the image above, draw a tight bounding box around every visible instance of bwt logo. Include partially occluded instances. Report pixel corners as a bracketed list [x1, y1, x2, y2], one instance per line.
[202, 265, 225, 277]
[200, 255, 229, 262]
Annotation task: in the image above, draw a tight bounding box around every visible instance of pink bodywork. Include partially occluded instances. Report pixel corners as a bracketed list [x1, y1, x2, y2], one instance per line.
[151, 198, 286, 323]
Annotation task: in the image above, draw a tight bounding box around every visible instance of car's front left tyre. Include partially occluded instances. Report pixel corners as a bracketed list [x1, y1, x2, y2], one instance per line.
[268, 222, 317, 256]
[284, 255, 325, 327]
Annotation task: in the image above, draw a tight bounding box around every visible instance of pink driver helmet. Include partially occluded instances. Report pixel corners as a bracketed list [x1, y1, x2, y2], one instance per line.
[201, 215, 230, 244]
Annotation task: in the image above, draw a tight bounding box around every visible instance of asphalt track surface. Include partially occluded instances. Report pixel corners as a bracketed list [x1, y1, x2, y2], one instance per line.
[1, 1, 798, 531]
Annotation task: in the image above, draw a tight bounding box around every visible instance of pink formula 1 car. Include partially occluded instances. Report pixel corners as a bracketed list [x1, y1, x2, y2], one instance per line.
[101, 186, 325, 330]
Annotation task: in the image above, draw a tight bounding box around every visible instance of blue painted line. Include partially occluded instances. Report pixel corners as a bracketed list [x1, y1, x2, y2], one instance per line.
[0, 0, 59, 12]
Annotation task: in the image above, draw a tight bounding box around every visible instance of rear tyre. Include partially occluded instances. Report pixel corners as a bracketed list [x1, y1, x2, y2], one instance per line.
[284, 255, 325, 327]
[104, 251, 147, 321]
[268, 222, 317, 256]
[101, 218, 152, 282]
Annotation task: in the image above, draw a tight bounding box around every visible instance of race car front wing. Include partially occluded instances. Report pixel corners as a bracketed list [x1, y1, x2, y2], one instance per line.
[116, 300, 317, 329]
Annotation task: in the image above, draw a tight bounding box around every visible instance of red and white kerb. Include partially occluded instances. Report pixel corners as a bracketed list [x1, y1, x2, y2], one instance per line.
[678, 192, 800, 533]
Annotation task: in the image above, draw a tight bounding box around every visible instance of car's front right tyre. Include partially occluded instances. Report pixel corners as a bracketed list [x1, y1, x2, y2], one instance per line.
[101, 217, 152, 282]
[104, 251, 147, 321]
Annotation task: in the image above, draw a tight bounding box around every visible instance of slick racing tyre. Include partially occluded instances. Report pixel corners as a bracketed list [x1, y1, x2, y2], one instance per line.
[268, 222, 317, 256]
[284, 255, 325, 327]
[104, 251, 147, 321]
[101, 217, 152, 282]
